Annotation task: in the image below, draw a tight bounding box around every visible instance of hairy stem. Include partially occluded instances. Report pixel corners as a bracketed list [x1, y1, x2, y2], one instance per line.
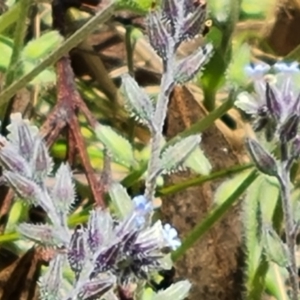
[144, 48, 175, 201]
[278, 142, 299, 300]
[1, 0, 32, 121]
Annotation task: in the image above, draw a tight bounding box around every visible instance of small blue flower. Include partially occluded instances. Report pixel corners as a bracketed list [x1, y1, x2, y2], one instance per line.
[162, 223, 181, 250]
[132, 195, 153, 227]
[133, 195, 153, 213]
[274, 62, 299, 74]
[245, 63, 270, 79]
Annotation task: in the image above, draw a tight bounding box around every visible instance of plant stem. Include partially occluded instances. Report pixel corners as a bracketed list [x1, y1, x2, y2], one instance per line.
[0, 2, 21, 34]
[125, 25, 134, 76]
[1, 0, 32, 120]
[278, 142, 299, 300]
[144, 43, 175, 201]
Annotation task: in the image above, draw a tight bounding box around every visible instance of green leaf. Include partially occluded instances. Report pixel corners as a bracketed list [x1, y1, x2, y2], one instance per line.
[243, 174, 280, 299]
[22, 31, 64, 61]
[160, 135, 201, 173]
[0, 35, 13, 71]
[95, 124, 136, 168]
[262, 225, 290, 268]
[108, 182, 133, 219]
[214, 169, 253, 206]
[183, 147, 211, 175]
[226, 43, 251, 87]
[154, 281, 191, 300]
[208, 0, 232, 23]
[22, 62, 56, 85]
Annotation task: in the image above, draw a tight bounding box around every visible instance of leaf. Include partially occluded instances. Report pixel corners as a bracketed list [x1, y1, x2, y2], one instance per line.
[226, 43, 251, 87]
[0, 35, 12, 71]
[154, 280, 191, 300]
[262, 225, 290, 268]
[121, 74, 155, 130]
[109, 182, 134, 219]
[18, 223, 69, 247]
[160, 135, 201, 174]
[208, 0, 233, 23]
[22, 30, 64, 61]
[22, 62, 56, 85]
[214, 169, 253, 206]
[183, 147, 211, 175]
[174, 44, 213, 84]
[39, 254, 65, 300]
[95, 124, 136, 168]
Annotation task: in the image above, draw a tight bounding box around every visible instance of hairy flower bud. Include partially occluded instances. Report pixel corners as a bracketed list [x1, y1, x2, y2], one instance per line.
[146, 10, 172, 62]
[245, 138, 278, 176]
[39, 254, 64, 299]
[3, 171, 41, 205]
[0, 145, 31, 176]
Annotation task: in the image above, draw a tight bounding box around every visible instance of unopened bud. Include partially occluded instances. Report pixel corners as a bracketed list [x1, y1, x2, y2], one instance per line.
[245, 138, 277, 176]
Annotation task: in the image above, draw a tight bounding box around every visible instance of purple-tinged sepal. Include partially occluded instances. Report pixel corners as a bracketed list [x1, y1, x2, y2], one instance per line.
[0, 145, 31, 176]
[161, 0, 182, 34]
[6, 113, 37, 160]
[87, 208, 114, 252]
[174, 44, 213, 84]
[146, 10, 173, 62]
[77, 275, 115, 300]
[39, 254, 65, 300]
[178, 2, 207, 44]
[91, 242, 121, 278]
[31, 136, 53, 181]
[279, 114, 299, 143]
[68, 225, 87, 276]
[18, 223, 69, 247]
[3, 171, 41, 205]
[51, 163, 76, 224]
[265, 83, 282, 121]
[245, 138, 278, 177]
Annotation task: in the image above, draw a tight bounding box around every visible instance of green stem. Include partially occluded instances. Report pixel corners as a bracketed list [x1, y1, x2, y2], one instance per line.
[203, 87, 216, 112]
[0, 2, 21, 34]
[277, 143, 298, 300]
[121, 93, 236, 188]
[0, 2, 115, 109]
[172, 169, 258, 261]
[158, 163, 253, 196]
[125, 25, 134, 76]
[1, 0, 33, 120]
[5, 0, 31, 87]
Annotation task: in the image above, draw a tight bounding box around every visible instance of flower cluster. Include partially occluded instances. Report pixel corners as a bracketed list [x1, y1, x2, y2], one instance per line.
[0, 113, 182, 300]
[236, 62, 300, 300]
[236, 62, 300, 144]
[235, 62, 300, 171]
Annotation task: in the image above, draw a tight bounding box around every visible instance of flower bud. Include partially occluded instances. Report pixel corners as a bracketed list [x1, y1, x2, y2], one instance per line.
[245, 138, 277, 176]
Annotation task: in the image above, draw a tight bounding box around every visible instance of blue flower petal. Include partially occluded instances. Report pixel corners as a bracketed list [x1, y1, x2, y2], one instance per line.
[163, 223, 181, 250]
